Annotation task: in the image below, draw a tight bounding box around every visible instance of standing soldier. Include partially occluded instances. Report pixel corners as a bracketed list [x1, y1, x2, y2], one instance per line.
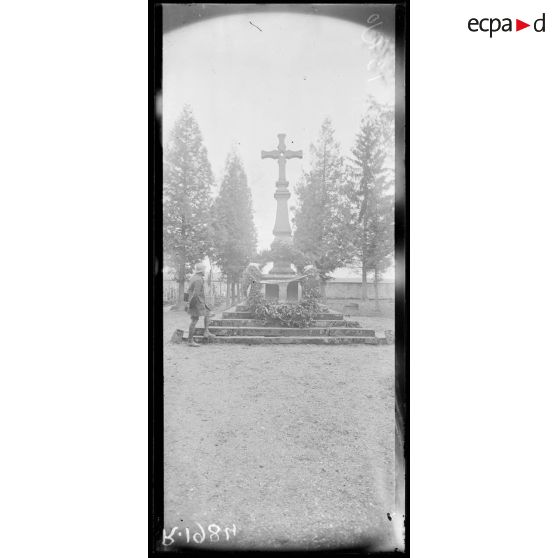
[186, 262, 216, 347]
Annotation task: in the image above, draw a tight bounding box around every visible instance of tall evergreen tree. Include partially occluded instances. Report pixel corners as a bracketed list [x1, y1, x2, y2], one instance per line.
[211, 151, 257, 304]
[163, 105, 214, 308]
[346, 99, 395, 305]
[292, 118, 353, 292]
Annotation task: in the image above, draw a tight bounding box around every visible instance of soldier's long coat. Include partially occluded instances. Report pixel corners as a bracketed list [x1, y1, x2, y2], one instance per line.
[186, 273, 211, 317]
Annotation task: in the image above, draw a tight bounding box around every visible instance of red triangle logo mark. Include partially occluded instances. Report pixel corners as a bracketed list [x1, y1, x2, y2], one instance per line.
[516, 19, 530, 31]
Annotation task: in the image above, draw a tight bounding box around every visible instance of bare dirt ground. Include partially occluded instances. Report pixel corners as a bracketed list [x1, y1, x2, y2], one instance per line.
[162, 309, 397, 551]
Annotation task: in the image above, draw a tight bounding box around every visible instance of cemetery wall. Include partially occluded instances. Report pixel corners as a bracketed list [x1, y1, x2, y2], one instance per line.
[323, 281, 395, 317]
[324, 281, 395, 300]
[163, 279, 227, 303]
[164, 279, 396, 304]
[325, 299, 395, 318]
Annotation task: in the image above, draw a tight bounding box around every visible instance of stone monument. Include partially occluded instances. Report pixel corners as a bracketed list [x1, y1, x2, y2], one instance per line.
[187, 135, 392, 344]
[260, 133, 304, 302]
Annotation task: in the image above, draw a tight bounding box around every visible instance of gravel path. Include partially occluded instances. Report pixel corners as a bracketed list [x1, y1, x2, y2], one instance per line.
[162, 310, 396, 551]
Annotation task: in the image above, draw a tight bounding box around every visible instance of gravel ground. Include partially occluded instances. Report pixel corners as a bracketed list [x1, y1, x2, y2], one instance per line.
[162, 310, 397, 551]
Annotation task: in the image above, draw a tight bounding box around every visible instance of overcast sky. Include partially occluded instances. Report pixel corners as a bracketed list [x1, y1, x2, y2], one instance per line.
[162, 10, 395, 276]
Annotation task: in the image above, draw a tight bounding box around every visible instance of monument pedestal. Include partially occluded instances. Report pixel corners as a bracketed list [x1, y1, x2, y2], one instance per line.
[262, 273, 302, 302]
[187, 304, 392, 345]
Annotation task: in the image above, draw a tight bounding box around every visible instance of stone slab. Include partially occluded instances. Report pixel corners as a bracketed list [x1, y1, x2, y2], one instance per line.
[189, 336, 386, 345]
[191, 327, 376, 337]
[222, 311, 344, 321]
[210, 319, 361, 328]
[235, 304, 341, 314]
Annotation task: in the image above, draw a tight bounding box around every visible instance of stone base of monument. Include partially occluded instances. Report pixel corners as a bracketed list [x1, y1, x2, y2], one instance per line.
[260, 273, 302, 302]
[181, 303, 394, 345]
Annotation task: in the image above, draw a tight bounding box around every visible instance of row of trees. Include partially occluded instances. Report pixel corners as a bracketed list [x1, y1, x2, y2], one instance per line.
[163, 106, 257, 306]
[163, 99, 395, 308]
[292, 100, 395, 303]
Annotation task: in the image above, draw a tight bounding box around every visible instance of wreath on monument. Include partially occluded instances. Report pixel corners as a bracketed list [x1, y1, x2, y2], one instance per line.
[246, 268, 323, 328]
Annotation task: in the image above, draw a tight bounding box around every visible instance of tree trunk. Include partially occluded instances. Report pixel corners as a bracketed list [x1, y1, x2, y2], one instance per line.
[172, 261, 186, 311]
[361, 262, 368, 301]
[207, 259, 213, 306]
[374, 266, 380, 312]
[177, 279, 185, 308]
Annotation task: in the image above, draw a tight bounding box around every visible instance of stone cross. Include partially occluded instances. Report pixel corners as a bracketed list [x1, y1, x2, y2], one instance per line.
[261, 133, 302, 251]
[261, 133, 303, 184]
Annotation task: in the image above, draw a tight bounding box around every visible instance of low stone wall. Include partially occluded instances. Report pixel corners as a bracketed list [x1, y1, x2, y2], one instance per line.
[324, 281, 394, 300]
[325, 298, 395, 318]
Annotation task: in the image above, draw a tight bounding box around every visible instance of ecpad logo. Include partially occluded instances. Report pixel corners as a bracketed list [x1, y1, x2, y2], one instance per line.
[468, 13, 546, 37]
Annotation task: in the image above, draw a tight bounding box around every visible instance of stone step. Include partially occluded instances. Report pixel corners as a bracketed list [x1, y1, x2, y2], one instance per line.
[192, 327, 375, 337]
[210, 319, 361, 328]
[189, 336, 388, 345]
[222, 311, 345, 321]
[235, 304, 342, 315]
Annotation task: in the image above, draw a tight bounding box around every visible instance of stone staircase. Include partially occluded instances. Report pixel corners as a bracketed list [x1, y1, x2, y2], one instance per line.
[184, 303, 394, 345]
